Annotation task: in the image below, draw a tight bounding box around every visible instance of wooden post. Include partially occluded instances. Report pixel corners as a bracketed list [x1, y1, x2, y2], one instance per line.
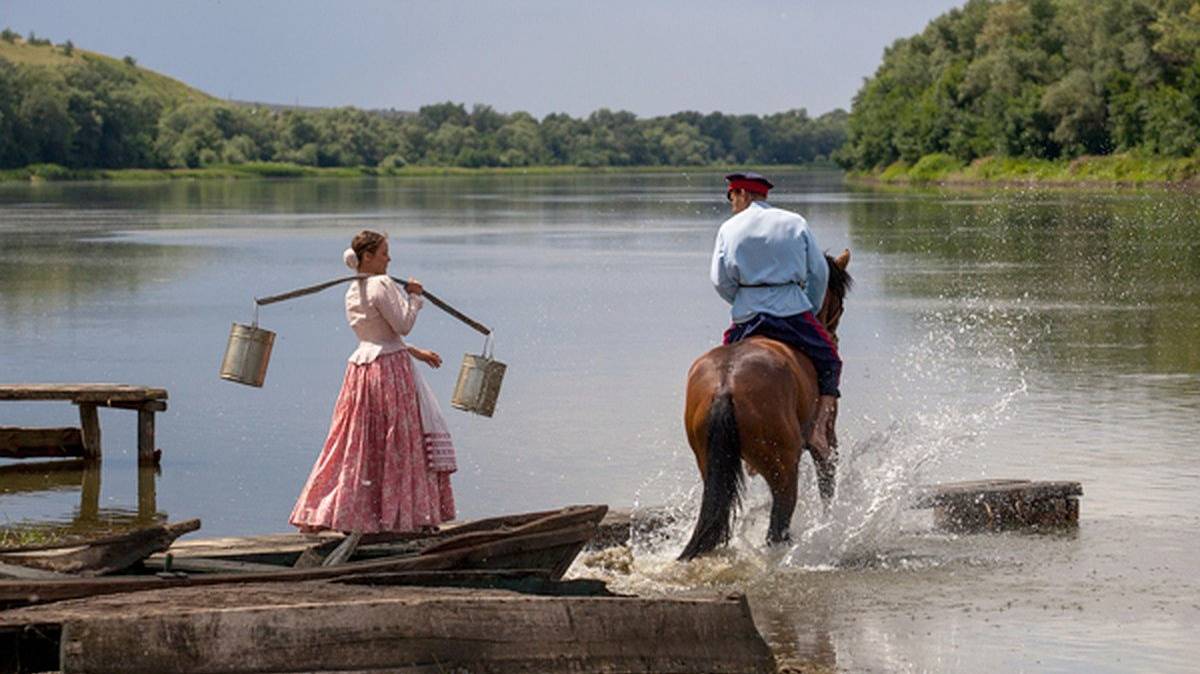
[137, 465, 157, 521]
[137, 407, 155, 464]
[79, 461, 101, 525]
[77, 403, 101, 459]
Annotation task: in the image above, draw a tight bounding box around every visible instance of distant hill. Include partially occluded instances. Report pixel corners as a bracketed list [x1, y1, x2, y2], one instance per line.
[0, 30, 846, 172]
[0, 36, 214, 108]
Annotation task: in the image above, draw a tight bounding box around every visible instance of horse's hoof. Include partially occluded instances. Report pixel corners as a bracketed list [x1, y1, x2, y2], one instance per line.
[767, 532, 792, 546]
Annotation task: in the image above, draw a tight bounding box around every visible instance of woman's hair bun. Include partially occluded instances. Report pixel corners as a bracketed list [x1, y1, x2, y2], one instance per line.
[343, 247, 359, 271]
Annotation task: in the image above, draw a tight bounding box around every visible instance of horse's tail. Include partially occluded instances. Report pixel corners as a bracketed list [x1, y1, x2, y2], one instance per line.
[679, 391, 744, 561]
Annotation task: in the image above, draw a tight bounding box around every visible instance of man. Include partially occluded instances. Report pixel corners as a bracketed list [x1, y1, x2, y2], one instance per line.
[710, 171, 841, 456]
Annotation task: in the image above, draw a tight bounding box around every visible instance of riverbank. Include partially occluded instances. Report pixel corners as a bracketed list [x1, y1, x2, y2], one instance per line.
[849, 152, 1200, 190]
[0, 161, 840, 184]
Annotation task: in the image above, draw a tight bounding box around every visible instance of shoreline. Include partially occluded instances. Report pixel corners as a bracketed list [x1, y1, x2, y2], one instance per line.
[848, 152, 1200, 192]
[847, 173, 1200, 192]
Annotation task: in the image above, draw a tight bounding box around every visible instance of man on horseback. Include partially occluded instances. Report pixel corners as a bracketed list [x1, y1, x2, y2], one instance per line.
[710, 171, 842, 458]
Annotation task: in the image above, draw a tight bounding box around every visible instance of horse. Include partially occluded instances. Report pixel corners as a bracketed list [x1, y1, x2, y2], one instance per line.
[679, 249, 852, 560]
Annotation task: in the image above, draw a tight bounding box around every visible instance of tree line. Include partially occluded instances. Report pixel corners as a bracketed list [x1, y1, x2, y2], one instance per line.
[838, 0, 1200, 170]
[0, 44, 846, 170]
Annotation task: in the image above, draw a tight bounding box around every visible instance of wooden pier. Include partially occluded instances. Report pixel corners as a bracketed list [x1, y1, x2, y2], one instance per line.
[0, 384, 167, 464]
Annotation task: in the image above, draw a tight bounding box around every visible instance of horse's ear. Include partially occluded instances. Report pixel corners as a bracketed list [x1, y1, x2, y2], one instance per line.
[834, 248, 850, 271]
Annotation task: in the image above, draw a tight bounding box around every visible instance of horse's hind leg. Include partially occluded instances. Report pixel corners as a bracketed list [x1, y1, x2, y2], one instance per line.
[765, 465, 798, 545]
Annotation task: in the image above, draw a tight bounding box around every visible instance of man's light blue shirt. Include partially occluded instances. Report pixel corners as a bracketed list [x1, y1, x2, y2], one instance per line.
[711, 201, 828, 324]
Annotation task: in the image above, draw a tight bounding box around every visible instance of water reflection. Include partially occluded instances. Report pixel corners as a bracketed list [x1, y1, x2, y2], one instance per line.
[0, 460, 161, 540]
[844, 188, 1200, 376]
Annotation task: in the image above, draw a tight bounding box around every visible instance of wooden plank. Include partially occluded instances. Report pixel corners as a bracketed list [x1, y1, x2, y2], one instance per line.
[141, 557, 285, 574]
[0, 384, 168, 402]
[76, 404, 100, 460]
[0, 561, 74, 580]
[156, 532, 335, 563]
[321, 532, 362, 567]
[421, 506, 606, 556]
[108, 400, 167, 412]
[53, 587, 775, 674]
[0, 427, 84, 458]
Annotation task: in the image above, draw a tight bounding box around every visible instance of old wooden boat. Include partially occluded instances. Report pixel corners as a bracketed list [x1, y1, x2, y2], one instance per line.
[0, 504, 607, 609]
[0, 520, 201, 579]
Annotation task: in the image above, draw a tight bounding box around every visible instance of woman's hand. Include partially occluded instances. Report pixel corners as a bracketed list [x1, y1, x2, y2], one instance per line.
[405, 277, 424, 296]
[410, 347, 442, 369]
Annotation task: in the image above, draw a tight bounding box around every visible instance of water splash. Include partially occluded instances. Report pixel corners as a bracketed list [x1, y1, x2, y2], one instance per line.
[574, 294, 1032, 591]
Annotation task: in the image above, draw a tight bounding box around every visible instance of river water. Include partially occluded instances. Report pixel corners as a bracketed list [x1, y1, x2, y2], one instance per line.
[0, 171, 1197, 672]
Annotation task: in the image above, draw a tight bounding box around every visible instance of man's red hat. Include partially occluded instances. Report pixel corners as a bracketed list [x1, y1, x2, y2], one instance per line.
[724, 172, 774, 199]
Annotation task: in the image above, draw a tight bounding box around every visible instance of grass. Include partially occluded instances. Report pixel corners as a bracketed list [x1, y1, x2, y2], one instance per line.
[0, 36, 215, 107]
[0, 526, 61, 549]
[852, 152, 1200, 188]
[0, 161, 838, 184]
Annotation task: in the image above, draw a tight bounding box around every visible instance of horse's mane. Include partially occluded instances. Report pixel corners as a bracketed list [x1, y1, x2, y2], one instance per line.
[824, 253, 853, 298]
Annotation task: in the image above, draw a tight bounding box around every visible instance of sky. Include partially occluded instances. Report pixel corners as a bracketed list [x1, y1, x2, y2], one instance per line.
[5, 0, 966, 118]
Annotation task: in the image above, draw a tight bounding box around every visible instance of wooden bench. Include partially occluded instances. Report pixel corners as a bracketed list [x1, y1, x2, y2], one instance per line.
[0, 384, 168, 464]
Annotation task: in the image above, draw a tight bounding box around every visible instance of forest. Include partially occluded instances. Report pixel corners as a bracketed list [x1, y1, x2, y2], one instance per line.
[0, 31, 846, 171]
[838, 0, 1200, 170]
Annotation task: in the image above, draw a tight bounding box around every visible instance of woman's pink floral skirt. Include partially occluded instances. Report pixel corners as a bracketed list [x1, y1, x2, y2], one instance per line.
[290, 350, 455, 533]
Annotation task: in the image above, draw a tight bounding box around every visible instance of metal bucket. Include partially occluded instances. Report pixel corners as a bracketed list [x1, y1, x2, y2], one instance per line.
[451, 337, 506, 417]
[220, 322, 276, 387]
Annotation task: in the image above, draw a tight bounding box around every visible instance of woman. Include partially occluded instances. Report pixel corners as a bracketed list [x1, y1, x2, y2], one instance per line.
[290, 230, 456, 533]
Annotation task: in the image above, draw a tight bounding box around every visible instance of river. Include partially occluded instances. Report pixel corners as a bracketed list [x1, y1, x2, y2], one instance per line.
[1, 171, 1197, 672]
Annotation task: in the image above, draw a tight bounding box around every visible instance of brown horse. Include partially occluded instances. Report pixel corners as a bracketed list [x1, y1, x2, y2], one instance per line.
[679, 250, 852, 560]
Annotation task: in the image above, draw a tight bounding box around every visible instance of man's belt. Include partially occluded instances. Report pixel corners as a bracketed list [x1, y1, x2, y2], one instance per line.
[739, 280, 806, 289]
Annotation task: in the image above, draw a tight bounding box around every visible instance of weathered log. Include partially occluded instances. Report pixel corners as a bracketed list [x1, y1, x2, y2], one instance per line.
[911, 479, 1083, 532]
[0, 427, 84, 459]
[46, 585, 775, 674]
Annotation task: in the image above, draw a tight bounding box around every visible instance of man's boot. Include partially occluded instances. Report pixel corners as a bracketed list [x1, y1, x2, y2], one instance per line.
[808, 395, 839, 459]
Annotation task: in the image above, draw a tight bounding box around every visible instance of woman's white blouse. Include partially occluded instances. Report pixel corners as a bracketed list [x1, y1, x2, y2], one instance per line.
[345, 275, 423, 364]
